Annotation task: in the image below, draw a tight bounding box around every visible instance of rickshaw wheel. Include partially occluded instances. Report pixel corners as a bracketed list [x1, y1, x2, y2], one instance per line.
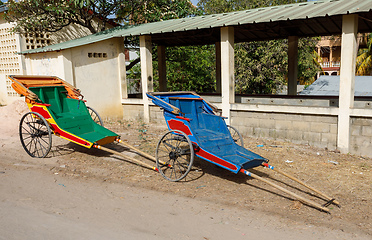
[87, 106, 104, 126]
[227, 125, 244, 147]
[156, 130, 194, 182]
[19, 112, 52, 158]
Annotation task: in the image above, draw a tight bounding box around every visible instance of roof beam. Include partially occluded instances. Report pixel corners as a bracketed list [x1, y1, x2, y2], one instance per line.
[304, 18, 318, 36]
[314, 18, 332, 36]
[327, 16, 342, 32]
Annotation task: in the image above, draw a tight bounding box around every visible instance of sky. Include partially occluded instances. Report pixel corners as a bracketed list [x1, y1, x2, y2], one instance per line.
[191, 0, 199, 6]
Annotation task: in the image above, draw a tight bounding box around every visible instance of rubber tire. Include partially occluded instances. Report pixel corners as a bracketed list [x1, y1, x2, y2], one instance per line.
[156, 130, 194, 182]
[227, 125, 244, 147]
[87, 106, 104, 126]
[19, 112, 52, 158]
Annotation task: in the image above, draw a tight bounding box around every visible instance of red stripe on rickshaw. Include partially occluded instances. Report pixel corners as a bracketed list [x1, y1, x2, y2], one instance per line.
[30, 105, 92, 147]
[167, 119, 192, 136]
[51, 124, 92, 147]
[30, 106, 52, 120]
[196, 147, 238, 171]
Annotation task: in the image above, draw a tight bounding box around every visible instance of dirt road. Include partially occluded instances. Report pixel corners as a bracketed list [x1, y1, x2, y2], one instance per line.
[1, 101, 371, 239]
[0, 161, 368, 240]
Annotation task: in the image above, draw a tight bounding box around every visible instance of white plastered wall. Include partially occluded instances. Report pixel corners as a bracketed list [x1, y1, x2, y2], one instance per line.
[24, 38, 125, 119]
[24, 51, 65, 77]
[71, 38, 124, 119]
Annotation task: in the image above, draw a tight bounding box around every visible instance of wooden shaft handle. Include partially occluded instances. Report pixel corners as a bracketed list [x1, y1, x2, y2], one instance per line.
[117, 140, 156, 161]
[241, 169, 330, 213]
[117, 139, 169, 166]
[273, 167, 340, 206]
[262, 163, 339, 206]
[95, 145, 158, 172]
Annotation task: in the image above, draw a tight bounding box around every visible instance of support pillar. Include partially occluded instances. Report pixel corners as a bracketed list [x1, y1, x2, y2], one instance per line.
[220, 27, 234, 124]
[140, 35, 153, 123]
[215, 42, 221, 94]
[118, 40, 127, 99]
[158, 45, 167, 92]
[288, 36, 298, 95]
[337, 14, 358, 153]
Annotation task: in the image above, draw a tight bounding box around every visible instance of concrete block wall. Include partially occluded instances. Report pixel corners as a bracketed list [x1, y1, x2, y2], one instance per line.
[231, 110, 338, 150]
[149, 105, 164, 123]
[351, 117, 372, 157]
[122, 104, 143, 120]
[122, 104, 164, 123]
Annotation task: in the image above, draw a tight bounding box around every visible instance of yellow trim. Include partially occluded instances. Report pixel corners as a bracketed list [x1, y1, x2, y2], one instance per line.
[26, 103, 93, 148]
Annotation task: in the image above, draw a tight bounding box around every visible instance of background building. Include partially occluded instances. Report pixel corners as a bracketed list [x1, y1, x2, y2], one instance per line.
[316, 34, 368, 77]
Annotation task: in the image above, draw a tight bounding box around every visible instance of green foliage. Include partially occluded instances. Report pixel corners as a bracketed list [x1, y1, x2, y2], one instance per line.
[235, 40, 287, 94]
[198, 0, 306, 14]
[297, 37, 322, 85]
[356, 33, 372, 76]
[159, 45, 216, 92]
[123, 1, 215, 93]
[127, 45, 216, 93]
[5, 0, 123, 34]
[117, 0, 199, 24]
[235, 37, 320, 94]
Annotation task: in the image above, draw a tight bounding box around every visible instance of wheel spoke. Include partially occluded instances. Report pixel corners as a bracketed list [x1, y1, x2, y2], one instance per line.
[37, 139, 46, 157]
[22, 134, 32, 140]
[25, 136, 34, 148]
[39, 136, 49, 145]
[156, 130, 194, 182]
[87, 106, 103, 126]
[31, 138, 38, 156]
[22, 125, 32, 135]
[20, 112, 52, 158]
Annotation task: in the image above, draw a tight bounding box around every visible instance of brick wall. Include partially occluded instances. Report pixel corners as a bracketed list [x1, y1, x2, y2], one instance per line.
[231, 110, 338, 150]
[149, 105, 164, 123]
[122, 104, 164, 123]
[122, 104, 143, 120]
[351, 117, 372, 156]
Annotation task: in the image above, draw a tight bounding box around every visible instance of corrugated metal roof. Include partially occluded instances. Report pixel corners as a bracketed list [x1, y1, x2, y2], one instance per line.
[21, 0, 372, 54]
[0, 5, 8, 13]
[299, 76, 372, 96]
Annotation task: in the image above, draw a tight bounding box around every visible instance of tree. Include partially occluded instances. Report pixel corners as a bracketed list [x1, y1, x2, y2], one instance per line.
[234, 40, 288, 94]
[127, 44, 216, 93]
[198, 0, 306, 15]
[356, 33, 372, 76]
[116, 0, 198, 24]
[5, 0, 124, 34]
[122, 1, 214, 93]
[157, 45, 216, 92]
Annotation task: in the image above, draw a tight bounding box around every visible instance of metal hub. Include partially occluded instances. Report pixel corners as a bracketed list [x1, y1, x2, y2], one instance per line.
[169, 151, 178, 160]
